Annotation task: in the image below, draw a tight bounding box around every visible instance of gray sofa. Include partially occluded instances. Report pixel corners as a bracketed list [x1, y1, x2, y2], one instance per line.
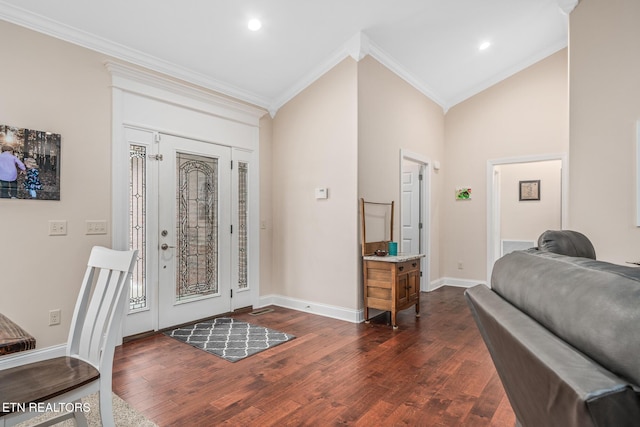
[465, 230, 640, 427]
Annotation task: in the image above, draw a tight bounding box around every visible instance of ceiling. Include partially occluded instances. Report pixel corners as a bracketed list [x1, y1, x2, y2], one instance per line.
[0, 0, 569, 115]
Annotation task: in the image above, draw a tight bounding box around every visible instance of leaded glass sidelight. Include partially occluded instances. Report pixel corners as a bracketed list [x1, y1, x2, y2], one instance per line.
[238, 162, 248, 289]
[129, 144, 147, 310]
[176, 152, 218, 301]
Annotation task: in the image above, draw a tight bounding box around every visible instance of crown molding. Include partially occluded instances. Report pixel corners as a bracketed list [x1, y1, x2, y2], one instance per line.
[367, 41, 447, 111]
[106, 61, 267, 125]
[443, 38, 568, 112]
[0, 1, 271, 110]
[268, 31, 448, 116]
[267, 32, 371, 117]
[0, 1, 567, 118]
[557, 0, 580, 15]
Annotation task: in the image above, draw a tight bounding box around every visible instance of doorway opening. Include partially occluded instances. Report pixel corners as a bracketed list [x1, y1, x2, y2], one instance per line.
[487, 154, 568, 284]
[400, 150, 431, 291]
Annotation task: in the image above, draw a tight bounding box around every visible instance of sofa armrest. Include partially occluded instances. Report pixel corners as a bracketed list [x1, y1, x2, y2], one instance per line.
[465, 285, 640, 427]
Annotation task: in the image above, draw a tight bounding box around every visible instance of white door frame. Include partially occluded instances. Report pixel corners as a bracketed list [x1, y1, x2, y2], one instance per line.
[486, 153, 568, 285]
[108, 62, 264, 336]
[400, 149, 431, 292]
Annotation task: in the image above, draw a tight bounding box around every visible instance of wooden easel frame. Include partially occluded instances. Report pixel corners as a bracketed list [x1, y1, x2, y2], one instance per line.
[360, 198, 394, 256]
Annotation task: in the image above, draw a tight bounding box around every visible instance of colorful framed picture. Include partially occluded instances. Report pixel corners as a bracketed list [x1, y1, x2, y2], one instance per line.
[0, 125, 61, 200]
[455, 187, 472, 200]
[519, 180, 540, 201]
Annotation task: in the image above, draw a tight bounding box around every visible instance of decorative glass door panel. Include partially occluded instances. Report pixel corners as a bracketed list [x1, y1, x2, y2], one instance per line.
[129, 144, 148, 310]
[158, 134, 231, 329]
[176, 152, 218, 301]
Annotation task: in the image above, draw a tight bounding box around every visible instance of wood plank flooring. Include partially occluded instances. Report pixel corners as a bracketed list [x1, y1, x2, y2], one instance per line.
[112, 286, 515, 426]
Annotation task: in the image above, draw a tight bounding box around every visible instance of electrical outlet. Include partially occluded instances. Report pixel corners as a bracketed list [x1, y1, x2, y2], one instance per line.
[48, 220, 67, 236]
[86, 220, 107, 235]
[457, 261, 464, 270]
[49, 309, 61, 326]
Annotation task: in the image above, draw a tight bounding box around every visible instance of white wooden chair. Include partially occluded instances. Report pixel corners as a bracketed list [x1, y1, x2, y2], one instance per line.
[0, 246, 137, 427]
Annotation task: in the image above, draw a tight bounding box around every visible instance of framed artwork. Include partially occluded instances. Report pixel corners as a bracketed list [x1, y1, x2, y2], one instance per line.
[0, 125, 61, 200]
[519, 180, 540, 201]
[455, 187, 472, 200]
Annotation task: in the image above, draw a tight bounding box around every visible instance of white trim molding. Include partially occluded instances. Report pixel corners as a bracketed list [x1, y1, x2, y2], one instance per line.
[486, 153, 569, 284]
[557, 0, 580, 15]
[429, 277, 486, 292]
[0, 1, 271, 109]
[259, 294, 362, 324]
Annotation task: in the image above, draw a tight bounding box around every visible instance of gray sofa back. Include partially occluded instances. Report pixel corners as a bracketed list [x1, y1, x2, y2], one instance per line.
[492, 249, 640, 387]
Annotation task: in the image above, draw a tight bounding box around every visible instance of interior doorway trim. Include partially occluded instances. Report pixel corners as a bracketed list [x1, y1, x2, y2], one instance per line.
[486, 153, 568, 285]
[400, 149, 431, 292]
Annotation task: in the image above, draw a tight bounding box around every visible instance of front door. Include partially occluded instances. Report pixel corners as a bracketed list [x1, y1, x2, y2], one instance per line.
[157, 134, 231, 329]
[125, 128, 242, 336]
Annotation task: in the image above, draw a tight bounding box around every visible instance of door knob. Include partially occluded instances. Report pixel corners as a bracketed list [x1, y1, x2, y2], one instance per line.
[161, 243, 175, 250]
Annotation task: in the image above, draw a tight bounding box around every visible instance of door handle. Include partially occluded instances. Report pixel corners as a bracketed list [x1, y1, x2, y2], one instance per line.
[160, 243, 175, 250]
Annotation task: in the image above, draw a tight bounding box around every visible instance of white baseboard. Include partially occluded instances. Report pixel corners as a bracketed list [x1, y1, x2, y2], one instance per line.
[259, 294, 362, 323]
[0, 344, 66, 370]
[429, 277, 487, 291]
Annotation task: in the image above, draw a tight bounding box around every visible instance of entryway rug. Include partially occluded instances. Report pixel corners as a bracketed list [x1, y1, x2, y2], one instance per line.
[165, 317, 295, 362]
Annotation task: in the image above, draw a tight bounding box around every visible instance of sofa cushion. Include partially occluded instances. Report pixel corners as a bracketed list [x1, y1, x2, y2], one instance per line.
[537, 230, 596, 259]
[491, 250, 640, 387]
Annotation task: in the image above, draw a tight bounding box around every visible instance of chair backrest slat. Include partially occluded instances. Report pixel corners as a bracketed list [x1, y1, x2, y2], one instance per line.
[66, 247, 137, 370]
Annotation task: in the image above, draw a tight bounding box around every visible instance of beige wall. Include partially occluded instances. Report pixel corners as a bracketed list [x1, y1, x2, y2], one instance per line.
[569, 0, 640, 263]
[271, 58, 360, 309]
[357, 56, 445, 282]
[499, 160, 562, 243]
[443, 49, 569, 282]
[0, 11, 577, 347]
[0, 22, 113, 348]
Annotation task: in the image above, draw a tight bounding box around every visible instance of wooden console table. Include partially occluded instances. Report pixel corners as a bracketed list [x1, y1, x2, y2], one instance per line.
[0, 313, 36, 355]
[363, 253, 425, 329]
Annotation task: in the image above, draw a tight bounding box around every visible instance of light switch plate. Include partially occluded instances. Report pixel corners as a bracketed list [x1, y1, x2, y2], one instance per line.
[48, 220, 67, 236]
[315, 187, 328, 199]
[86, 220, 107, 235]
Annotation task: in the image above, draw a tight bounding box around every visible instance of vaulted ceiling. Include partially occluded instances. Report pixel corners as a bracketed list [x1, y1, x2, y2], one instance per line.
[0, 0, 570, 115]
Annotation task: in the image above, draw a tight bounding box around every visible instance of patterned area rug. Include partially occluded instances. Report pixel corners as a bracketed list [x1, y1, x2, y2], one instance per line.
[165, 317, 295, 362]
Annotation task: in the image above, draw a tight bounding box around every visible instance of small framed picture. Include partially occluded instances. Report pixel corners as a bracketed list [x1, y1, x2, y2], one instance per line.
[519, 180, 540, 201]
[455, 187, 472, 200]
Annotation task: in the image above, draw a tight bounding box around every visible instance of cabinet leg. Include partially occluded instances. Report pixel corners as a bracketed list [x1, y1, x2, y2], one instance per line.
[415, 301, 420, 318]
[391, 311, 398, 330]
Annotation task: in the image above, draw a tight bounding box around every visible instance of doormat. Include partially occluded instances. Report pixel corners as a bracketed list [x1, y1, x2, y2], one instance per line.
[164, 317, 295, 362]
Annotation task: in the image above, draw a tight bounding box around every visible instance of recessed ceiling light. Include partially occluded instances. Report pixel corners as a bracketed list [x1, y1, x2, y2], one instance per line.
[479, 41, 491, 51]
[248, 18, 262, 32]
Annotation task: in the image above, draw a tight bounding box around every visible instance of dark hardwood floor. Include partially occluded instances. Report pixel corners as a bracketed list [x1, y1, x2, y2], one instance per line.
[112, 286, 515, 426]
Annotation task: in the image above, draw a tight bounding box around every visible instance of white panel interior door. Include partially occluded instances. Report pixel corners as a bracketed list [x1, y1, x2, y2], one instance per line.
[401, 162, 421, 254]
[158, 134, 231, 329]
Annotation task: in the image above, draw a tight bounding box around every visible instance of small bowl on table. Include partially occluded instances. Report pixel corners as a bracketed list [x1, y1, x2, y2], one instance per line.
[374, 249, 387, 257]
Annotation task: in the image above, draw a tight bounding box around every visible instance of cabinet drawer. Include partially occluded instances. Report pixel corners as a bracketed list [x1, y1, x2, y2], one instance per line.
[396, 260, 419, 274]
